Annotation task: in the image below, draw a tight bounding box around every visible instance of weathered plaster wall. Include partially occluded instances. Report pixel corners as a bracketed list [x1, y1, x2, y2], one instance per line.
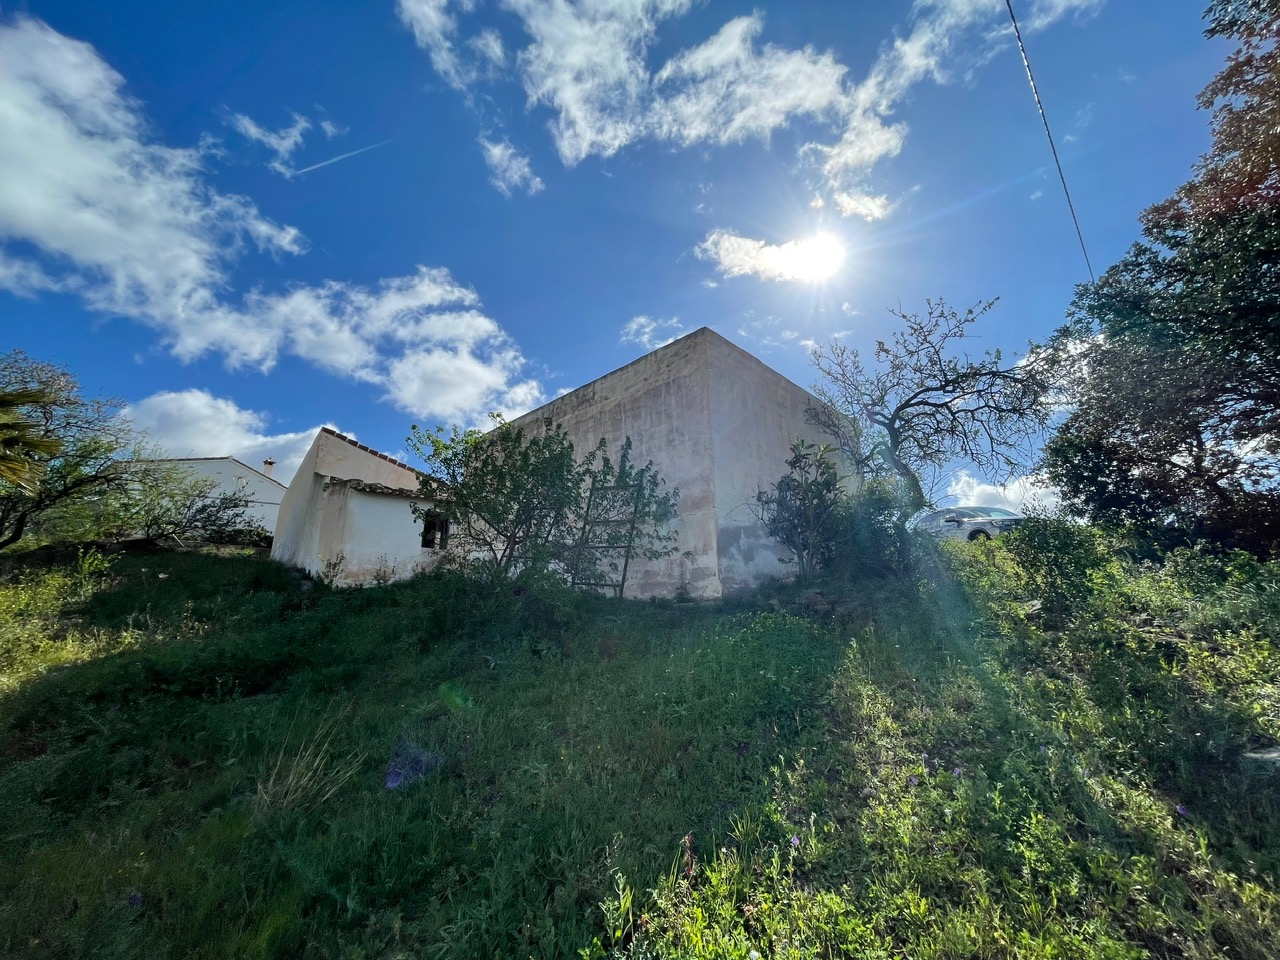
[271, 438, 324, 569]
[508, 327, 830, 598]
[509, 330, 719, 598]
[705, 333, 830, 593]
[311, 429, 420, 489]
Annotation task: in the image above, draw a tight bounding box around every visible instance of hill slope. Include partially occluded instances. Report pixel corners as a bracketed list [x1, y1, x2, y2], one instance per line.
[1, 543, 1278, 958]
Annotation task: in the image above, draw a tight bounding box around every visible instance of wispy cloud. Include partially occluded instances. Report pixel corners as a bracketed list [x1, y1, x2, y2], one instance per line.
[396, 0, 474, 90]
[0, 17, 542, 425]
[621, 315, 683, 350]
[228, 110, 312, 177]
[479, 139, 544, 196]
[401, 0, 1107, 221]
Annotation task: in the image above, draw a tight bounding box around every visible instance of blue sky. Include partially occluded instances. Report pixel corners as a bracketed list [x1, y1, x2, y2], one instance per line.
[0, 0, 1226, 497]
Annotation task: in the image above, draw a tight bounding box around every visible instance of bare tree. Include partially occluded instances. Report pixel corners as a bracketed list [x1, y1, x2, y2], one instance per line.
[810, 298, 1051, 521]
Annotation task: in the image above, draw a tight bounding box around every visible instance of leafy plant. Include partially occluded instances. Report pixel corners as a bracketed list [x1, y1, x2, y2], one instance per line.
[756, 439, 843, 579]
[407, 415, 677, 591]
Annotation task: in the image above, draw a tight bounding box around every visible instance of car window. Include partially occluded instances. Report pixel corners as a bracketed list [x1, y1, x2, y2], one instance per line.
[970, 507, 1019, 518]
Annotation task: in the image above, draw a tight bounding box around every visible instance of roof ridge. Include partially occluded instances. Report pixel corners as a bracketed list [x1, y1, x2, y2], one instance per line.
[137, 455, 287, 489]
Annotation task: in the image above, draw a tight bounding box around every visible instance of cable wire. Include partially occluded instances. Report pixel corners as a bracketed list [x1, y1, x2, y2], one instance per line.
[1004, 0, 1095, 282]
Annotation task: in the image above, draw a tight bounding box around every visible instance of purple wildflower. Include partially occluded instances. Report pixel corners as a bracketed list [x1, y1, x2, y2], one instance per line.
[1176, 804, 1190, 817]
[790, 836, 800, 847]
[908, 775, 919, 786]
[952, 766, 962, 777]
[128, 892, 143, 907]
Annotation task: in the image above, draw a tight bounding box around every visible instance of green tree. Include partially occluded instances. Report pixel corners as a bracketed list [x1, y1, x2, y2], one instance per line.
[0, 387, 63, 490]
[0, 352, 135, 549]
[756, 439, 843, 580]
[407, 415, 677, 588]
[1041, 1, 1280, 552]
[106, 461, 269, 547]
[0, 352, 267, 550]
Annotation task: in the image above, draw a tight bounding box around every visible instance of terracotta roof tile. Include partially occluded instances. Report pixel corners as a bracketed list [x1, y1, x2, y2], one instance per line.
[326, 477, 423, 498]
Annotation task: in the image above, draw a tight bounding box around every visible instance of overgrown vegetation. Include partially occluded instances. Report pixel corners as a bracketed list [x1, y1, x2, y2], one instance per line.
[1, 530, 1277, 958]
[0, 351, 266, 550]
[1039, 0, 1280, 553]
[408, 415, 678, 590]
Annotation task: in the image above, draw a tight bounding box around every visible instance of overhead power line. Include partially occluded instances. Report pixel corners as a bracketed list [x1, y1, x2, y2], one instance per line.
[1004, 0, 1096, 283]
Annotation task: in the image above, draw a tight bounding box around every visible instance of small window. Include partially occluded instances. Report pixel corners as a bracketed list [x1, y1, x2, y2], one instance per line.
[421, 512, 449, 550]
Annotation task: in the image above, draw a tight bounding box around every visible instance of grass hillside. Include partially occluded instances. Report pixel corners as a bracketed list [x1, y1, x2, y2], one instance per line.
[1, 537, 1278, 959]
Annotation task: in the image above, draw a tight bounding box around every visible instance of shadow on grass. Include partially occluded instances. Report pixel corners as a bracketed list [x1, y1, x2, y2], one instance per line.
[0, 551, 851, 960]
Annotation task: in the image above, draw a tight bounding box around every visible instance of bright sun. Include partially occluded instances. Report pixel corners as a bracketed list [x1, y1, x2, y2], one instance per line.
[771, 232, 846, 282]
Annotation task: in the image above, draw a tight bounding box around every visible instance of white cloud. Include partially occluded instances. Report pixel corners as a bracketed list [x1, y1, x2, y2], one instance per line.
[1029, 189, 1044, 201]
[228, 111, 312, 177]
[396, 0, 475, 90]
[470, 28, 505, 67]
[945, 469, 1061, 513]
[319, 118, 347, 139]
[651, 14, 847, 147]
[621, 315, 683, 350]
[832, 190, 894, 221]
[123, 390, 330, 484]
[505, 0, 688, 164]
[479, 139, 545, 196]
[0, 17, 543, 427]
[0, 18, 304, 333]
[385, 344, 544, 424]
[400, 1, 1103, 216]
[695, 229, 845, 283]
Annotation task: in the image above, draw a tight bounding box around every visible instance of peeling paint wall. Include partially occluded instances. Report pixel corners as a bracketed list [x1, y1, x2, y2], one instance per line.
[509, 327, 831, 598]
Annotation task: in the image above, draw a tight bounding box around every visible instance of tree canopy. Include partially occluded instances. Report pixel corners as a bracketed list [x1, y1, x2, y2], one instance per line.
[1040, 0, 1280, 552]
[0, 351, 267, 550]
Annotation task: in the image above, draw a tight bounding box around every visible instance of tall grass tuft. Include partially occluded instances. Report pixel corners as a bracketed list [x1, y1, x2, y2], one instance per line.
[253, 700, 366, 816]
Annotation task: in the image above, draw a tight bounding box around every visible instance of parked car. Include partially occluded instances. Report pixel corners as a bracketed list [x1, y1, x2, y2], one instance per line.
[915, 505, 1024, 542]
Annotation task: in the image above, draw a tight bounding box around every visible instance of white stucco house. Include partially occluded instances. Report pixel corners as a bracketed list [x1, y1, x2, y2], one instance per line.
[149, 456, 287, 533]
[270, 428, 447, 586]
[508, 326, 834, 599]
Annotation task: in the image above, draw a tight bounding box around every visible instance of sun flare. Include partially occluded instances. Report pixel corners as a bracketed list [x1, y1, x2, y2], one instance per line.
[772, 232, 846, 282]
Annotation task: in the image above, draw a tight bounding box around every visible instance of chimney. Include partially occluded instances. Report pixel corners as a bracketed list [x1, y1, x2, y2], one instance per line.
[262, 458, 277, 479]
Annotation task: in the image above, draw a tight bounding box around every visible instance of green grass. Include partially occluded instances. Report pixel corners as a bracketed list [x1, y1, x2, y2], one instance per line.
[1, 538, 1278, 958]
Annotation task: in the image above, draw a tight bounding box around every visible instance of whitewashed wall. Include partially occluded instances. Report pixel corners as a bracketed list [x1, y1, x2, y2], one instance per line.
[271, 429, 443, 586]
[165, 458, 285, 533]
